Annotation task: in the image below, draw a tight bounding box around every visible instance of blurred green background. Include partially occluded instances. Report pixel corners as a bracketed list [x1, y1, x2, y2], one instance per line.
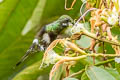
[0, 0, 82, 80]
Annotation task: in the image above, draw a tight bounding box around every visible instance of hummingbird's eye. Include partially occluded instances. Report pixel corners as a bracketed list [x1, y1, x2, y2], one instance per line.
[60, 18, 71, 27]
[65, 18, 71, 22]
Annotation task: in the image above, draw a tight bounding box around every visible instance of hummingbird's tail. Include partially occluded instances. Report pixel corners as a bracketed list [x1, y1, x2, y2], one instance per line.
[14, 38, 45, 68]
[15, 42, 36, 67]
[15, 50, 31, 67]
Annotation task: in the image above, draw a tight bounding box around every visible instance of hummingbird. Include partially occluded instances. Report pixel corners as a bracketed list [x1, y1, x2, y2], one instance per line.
[15, 15, 73, 67]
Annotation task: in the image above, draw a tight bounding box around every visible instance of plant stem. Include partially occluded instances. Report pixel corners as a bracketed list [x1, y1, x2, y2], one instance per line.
[81, 28, 120, 46]
[95, 58, 114, 66]
[68, 69, 85, 77]
[62, 53, 120, 62]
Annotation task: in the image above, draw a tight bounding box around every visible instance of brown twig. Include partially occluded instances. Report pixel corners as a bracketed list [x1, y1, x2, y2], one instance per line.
[68, 69, 85, 77]
[65, 0, 76, 10]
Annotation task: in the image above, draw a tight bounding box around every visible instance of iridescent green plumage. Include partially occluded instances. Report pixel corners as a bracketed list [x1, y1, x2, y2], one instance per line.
[45, 15, 73, 35]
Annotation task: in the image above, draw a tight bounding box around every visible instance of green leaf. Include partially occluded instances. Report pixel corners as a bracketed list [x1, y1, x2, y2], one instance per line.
[86, 66, 116, 80]
[50, 64, 64, 80]
[0, 0, 39, 53]
[81, 72, 89, 80]
[0, 0, 19, 29]
[115, 63, 120, 74]
[0, 0, 40, 79]
[13, 61, 52, 80]
[64, 77, 79, 80]
[21, 0, 47, 35]
[104, 67, 120, 80]
[111, 26, 120, 41]
[76, 22, 91, 48]
[0, 31, 37, 80]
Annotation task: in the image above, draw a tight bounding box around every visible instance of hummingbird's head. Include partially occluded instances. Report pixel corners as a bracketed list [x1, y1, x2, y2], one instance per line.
[59, 15, 74, 28]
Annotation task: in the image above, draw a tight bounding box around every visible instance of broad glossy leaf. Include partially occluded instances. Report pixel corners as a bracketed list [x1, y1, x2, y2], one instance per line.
[0, 0, 19, 29]
[104, 67, 120, 80]
[21, 0, 47, 35]
[50, 64, 64, 80]
[13, 61, 52, 80]
[64, 77, 79, 80]
[76, 22, 91, 48]
[86, 66, 116, 80]
[111, 27, 120, 40]
[81, 72, 89, 80]
[0, 31, 38, 80]
[0, 0, 39, 53]
[115, 63, 120, 74]
[0, 0, 40, 79]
